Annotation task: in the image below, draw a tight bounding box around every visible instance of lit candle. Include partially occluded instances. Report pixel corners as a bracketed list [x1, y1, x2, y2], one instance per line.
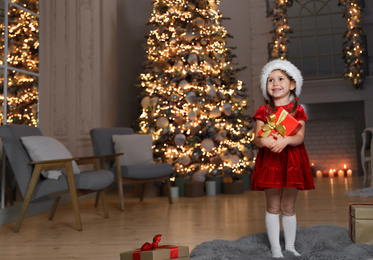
[338, 170, 344, 177]
[329, 169, 334, 177]
[316, 170, 322, 178]
[347, 169, 352, 177]
[310, 163, 316, 177]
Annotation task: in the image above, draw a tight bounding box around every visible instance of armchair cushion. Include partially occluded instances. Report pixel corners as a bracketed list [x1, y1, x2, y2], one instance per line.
[21, 136, 81, 179]
[120, 163, 173, 179]
[112, 134, 154, 166]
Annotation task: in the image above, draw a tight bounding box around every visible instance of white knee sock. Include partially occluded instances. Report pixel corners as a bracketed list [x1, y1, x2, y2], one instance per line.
[282, 214, 301, 256]
[265, 211, 284, 258]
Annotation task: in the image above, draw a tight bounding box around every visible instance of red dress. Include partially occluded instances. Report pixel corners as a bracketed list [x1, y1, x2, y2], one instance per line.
[251, 102, 315, 191]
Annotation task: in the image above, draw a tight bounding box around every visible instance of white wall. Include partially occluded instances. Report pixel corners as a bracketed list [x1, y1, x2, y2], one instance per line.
[39, 0, 118, 156]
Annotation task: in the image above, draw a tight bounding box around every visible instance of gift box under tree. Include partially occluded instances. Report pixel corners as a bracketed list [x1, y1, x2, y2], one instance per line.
[349, 204, 373, 244]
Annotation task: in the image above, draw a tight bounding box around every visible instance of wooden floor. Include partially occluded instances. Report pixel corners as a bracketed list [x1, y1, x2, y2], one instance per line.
[0, 176, 371, 259]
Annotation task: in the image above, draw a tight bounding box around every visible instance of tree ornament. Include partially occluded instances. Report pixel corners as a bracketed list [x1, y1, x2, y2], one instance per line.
[188, 110, 197, 121]
[141, 96, 151, 108]
[191, 148, 201, 159]
[171, 94, 178, 101]
[229, 154, 240, 166]
[222, 102, 232, 116]
[186, 92, 197, 103]
[191, 125, 201, 135]
[156, 117, 169, 128]
[179, 154, 191, 165]
[221, 151, 231, 162]
[150, 97, 158, 108]
[211, 169, 219, 176]
[173, 60, 184, 70]
[174, 115, 184, 125]
[194, 17, 205, 27]
[179, 79, 190, 89]
[210, 107, 221, 118]
[174, 133, 186, 146]
[201, 138, 214, 152]
[217, 129, 227, 141]
[207, 85, 217, 97]
[187, 54, 198, 65]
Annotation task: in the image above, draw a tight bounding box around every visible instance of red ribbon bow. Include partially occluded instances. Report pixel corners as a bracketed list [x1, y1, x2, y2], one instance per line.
[132, 235, 179, 260]
[140, 234, 162, 250]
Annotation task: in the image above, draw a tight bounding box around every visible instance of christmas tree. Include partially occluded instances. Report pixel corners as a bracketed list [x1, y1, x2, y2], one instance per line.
[0, 0, 39, 126]
[137, 0, 254, 179]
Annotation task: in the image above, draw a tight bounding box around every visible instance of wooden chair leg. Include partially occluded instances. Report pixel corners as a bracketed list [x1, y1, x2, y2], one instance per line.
[14, 165, 42, 233]
[100, 190, 109, 218]
[65, 162, 82, 231]
[115, 156, 124, 211]
[49, 196, 61, 220]
[94, 192, 100, 208]
[165, 178, 173, 204]
[140, 183, 146, 202]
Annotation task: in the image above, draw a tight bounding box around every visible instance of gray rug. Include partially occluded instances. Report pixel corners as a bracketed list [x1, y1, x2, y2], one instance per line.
[190, 225, 373, 260]
[347, 187, 373, 197]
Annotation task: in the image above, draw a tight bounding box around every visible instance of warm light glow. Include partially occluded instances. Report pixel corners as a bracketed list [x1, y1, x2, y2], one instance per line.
[137, 0, 254, 177]
[340, 0, 367, 88]
[0, 1, 39, 126]
[268, 0, 293, 60]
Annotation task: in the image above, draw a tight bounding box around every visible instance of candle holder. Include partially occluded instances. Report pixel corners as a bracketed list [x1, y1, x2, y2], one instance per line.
[310, 163, 316, 177]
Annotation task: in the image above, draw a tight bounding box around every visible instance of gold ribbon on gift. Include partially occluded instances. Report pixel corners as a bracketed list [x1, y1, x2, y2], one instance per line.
[260, 109, 288, 138]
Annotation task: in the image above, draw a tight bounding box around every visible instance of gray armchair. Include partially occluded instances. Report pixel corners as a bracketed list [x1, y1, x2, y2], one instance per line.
[0, 124, 115, 232]
[90, 127, 173, 211]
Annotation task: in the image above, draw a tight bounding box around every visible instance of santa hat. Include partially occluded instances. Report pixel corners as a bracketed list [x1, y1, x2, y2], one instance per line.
[260, 59, 303, 101]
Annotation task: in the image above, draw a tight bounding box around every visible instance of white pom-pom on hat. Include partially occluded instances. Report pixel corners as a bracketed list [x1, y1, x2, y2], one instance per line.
[260, 59, 303, 101]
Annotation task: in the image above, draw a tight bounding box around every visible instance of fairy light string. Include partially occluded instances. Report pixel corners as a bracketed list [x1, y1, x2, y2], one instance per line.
[137, 0, 255, 178]
[268, 0, 293, 60]
[340, 0, 367, 88]
[0, 0, 39, 126]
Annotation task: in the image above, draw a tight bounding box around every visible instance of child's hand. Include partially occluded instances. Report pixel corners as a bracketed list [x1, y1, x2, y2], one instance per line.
[260, 135, 277, 149]
[269, 133, 288, 153]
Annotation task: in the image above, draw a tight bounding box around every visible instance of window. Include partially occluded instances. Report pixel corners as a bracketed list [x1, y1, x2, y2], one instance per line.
[0, 0, 39, 126]
[287, 0, 345, 79]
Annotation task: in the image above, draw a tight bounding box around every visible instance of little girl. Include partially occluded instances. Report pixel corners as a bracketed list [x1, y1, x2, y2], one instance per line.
[251, 59, 315, 258]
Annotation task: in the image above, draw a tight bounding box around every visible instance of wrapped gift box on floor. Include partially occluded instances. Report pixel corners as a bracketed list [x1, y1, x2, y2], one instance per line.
[349, 204, 373, 244]
[120, 235, 189, 260]
[120, 246, 189, 260]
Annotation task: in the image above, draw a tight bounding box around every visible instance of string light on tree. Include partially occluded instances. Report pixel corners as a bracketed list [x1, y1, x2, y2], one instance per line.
[136, 0, 255, 179]
[268, 0, 293, 60]
[0, 0, 39, 126]
[340, 0, 367, 88]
